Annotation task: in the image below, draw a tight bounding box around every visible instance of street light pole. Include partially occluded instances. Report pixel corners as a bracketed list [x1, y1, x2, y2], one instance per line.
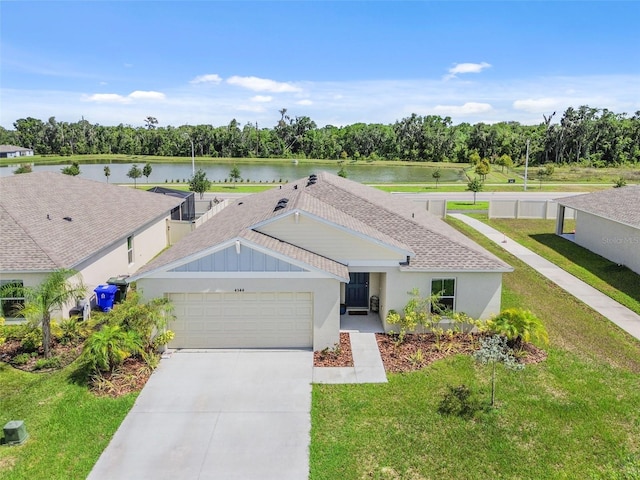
[523, 139, 530, 191]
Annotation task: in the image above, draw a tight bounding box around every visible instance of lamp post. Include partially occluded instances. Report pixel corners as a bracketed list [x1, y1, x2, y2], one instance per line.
[523, 139, 530, 191]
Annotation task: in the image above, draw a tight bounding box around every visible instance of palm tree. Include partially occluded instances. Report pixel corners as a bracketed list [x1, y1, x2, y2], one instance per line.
[6, 269, 86, 358]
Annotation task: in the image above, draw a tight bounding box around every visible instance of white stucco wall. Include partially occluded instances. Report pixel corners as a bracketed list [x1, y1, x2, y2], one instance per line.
[379, 269, 504, 331]
[136, 276, 341, 350]
[575, 212, 640, 275]
[1, 215, 171, 322]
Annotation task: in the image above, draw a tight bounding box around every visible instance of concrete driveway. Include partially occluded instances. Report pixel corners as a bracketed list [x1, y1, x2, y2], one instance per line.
[88, 349, 313, 480]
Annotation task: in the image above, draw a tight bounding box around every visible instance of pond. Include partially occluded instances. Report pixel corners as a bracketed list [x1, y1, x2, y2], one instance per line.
[0, 160, 466, 184]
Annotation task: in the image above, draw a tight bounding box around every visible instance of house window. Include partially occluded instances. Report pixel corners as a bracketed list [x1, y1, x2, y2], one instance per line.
[431, 278, 455, 313]
[0, 280, 25, 318]
[127, 235, 134, 264]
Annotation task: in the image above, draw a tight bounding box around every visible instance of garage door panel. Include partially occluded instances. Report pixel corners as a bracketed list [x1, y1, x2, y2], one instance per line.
[167, 292, 313, 348]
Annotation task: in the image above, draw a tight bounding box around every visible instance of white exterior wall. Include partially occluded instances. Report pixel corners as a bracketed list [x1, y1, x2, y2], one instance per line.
[379, 269, 503, 330]
[136, 276, 341, 350]
[1, 215, 172, 322]
[257, 214, 405, 262]
[575, 212, 640, 275]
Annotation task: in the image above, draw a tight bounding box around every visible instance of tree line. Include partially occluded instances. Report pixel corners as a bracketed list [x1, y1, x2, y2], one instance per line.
[1, 106, 639, 167]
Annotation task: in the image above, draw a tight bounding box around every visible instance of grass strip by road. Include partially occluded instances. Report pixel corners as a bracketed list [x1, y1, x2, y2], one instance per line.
[310, 217, 640, 480]
[0, 363, 136, 480]
[481, 218, 640, 316]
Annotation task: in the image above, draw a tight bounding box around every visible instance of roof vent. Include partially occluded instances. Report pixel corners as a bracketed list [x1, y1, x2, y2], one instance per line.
[306, 174, 318, 187]
[273, 198, 289, 212]
[63, 216, 72, 222]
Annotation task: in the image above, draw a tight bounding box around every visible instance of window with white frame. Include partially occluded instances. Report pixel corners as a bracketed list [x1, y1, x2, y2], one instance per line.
[127, 235, 134, 264]
[0, 280, 25, 318]
[431, 278, 455, 313]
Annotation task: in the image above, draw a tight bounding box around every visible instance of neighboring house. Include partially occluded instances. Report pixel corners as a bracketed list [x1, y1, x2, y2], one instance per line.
[0, 145, 34, 158]
[147, 186, 196, 221]
[0, 171, 183, 322]
[132, 172, 512, 351]
[556, 186, 640, 275]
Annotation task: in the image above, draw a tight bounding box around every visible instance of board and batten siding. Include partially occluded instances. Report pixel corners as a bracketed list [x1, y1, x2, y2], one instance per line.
[171, 244, 307, 273]
[256, 214, 406, 263]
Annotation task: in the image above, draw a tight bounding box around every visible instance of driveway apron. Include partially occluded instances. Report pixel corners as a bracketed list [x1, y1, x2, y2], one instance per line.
[88, 349, 313, 480]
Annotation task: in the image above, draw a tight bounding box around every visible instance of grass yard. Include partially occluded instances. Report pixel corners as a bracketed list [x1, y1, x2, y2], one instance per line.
[447, 200, 489, 211]
[310, 217, 640, 480]
[0, 363, 136, 479]
[484, 218, 640, 316]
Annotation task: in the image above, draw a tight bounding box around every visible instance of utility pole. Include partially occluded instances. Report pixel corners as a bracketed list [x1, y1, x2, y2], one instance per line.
[524, 139, 530, 191]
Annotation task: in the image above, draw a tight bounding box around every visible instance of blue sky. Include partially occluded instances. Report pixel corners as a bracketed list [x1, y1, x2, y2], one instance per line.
[1, 1, 639, 129]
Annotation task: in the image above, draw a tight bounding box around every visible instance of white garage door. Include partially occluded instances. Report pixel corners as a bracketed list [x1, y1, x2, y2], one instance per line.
[167, 292, 313, 348]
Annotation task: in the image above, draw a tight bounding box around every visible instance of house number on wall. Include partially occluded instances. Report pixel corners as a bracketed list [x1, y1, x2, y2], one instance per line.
[234, 288, 245, 292]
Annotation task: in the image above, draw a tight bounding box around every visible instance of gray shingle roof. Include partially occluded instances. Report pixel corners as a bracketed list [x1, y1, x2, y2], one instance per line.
[0, 171, 183, 272]
[0, 145, 32, 153]
[557, 185, 640, 229]
[135, 171, 511, 278]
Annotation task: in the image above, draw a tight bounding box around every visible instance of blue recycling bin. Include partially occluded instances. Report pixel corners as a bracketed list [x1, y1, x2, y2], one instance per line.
[94, 284, 118, 312]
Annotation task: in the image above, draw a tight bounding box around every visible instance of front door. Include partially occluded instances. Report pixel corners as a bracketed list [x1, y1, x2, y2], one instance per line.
[345, 272, 369, 308]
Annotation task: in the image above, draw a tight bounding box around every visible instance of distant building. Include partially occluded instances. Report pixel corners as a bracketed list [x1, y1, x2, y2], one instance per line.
[0, 145, 34, 158]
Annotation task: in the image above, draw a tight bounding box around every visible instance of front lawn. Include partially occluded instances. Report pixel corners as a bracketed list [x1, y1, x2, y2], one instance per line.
[310, 217, 640, 479]
[0, 363, 136, 479]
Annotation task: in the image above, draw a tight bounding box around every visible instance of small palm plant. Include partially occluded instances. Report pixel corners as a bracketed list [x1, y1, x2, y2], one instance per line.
[486, 308, 549, 350]
[80, 325, 143, 373]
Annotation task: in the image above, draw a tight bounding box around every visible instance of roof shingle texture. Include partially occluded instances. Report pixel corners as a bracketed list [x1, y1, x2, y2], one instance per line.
[558, 185, 640, 229]
[137, 172, 511, 277]
[1, 172, 182, 272]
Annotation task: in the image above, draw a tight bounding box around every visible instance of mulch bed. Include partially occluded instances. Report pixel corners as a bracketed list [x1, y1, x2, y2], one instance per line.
[0, 339, 83, 372]
[88, 357, 152, 397]
[313, 332, 547, 374]
[313, 332, 353, 367]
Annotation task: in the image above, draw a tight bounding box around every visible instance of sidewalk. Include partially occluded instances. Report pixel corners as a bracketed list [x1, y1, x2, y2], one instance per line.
[450, 213, 640, 342]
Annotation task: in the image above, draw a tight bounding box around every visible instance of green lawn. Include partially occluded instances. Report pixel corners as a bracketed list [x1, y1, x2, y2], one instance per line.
[447, 200, 489, 210]
[0, 363, 136, 479]
[484, 218, 640, 316]
[310, 217, 640, 480]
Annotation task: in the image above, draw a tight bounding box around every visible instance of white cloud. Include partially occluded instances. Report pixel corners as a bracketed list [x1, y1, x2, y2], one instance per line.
[251, 95, 273, 103]
[128, 90, 166, 101]
[297, 99, 313, 106]
[433, 102, 493, 115]
[83, 90, 166, 104]
[227, 76, 302, 93]
[444, 62, 491, 80]
[83, 93, 129, 103]
[513, 97, 562, 113]
[190, 74, 222, 85]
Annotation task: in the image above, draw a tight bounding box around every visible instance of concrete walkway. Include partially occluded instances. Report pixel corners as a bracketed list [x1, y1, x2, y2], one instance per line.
[450, 213, 640, 341]
[313, 333, 387, 384]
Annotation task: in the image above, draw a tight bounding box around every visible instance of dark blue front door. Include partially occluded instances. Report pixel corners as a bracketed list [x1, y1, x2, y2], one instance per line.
[346, 273, 369, 308]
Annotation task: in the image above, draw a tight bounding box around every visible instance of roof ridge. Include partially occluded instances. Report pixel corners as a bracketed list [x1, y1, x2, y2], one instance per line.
[318, 172, 509, 268]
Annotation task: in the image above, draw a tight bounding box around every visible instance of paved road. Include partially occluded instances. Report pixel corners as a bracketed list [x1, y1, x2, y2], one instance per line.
[88, 349, 313, 480]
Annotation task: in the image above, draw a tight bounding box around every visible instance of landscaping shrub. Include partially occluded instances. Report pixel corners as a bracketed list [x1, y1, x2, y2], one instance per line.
[79, 325, 143, 373]
[486, 308, 549, 349]
[21, 328, 43, 352]
[438, 384, 484, 419]
[34, 356, 62, 370]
